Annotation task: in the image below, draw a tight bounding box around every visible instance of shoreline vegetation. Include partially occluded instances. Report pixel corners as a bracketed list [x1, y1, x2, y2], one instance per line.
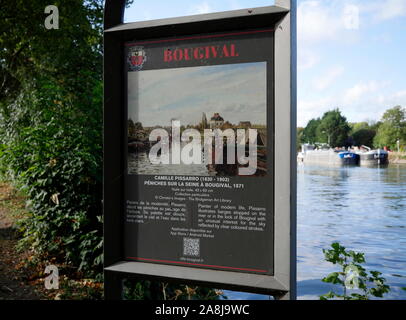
[0, 180, 103, 300]
[297, 107, 406, 160]
[389, 152, 406, 164]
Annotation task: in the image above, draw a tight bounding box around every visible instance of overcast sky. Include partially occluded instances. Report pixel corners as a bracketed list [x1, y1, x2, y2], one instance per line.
[128, 63, 267, 127]
[125, 0, 406, 127]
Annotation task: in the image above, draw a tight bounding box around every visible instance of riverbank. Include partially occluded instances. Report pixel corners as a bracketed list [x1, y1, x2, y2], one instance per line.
[0, 181, 103, 300]
[389, 152, 406, 164]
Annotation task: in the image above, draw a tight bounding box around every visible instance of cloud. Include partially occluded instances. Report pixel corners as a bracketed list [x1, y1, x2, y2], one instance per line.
[298, 1, 344, 44]
[297, 97, 335, 126]
[362, 0, 406, 22]
[298, 81, 406, 127]
[298, 0, 406, 44]
[343, 81, 389, 104]
[339, 87, 406, 123]
[298, 49, 320, 70]
[394, 90, 406, 100]
[375, 90, 406, 109]
[297, 0, 367, 47]
[128, 63, 267, 127]
[298, 1, 336, 43]
[343, 4, 360, 30]
[313, 66, 344, 91]
[190, 2, 213, 15]
[142, 11, 153, 21]
[227, 0, 243, 10]
[296, 1, 406, 127]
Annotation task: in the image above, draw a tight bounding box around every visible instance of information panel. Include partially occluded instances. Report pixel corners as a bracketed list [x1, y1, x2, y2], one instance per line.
[124, 30, 275, 275]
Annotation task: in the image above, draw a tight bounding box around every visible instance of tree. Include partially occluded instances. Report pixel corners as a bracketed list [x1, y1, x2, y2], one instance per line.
[350, 122, 376, 147]
[374, 106, 406, 150]
[296, 127, 304, 150]
[369, 120, 382, 132]
[350, 122, 369, 133]
[0, 0, 104, 103]
[317, 109, 351, 147]
[352, 129, 376, 147]
[0, 0, 105, 278]
[302, 118, 321, 144]
[128, 119, 142, 137]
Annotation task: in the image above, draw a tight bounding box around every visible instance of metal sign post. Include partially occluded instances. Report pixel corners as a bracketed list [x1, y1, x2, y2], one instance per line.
[104, 0, 296, 300]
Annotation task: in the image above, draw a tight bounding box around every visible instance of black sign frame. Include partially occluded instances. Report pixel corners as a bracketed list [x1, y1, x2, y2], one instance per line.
[104, 0, 296, 300]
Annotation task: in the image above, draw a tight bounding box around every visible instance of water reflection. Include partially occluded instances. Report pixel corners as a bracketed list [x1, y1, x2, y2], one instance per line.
[227, 164, 406, 300]
[128, 151, 212, 176]
[297, 164, 406, 300]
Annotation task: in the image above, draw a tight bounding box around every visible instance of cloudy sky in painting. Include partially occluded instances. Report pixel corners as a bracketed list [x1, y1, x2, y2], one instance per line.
[128, 62, 267, 127]
[125, 0, 406, 127]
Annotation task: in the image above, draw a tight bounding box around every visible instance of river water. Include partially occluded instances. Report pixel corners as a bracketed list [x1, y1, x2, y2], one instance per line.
[226, 164, 406, 300]
[128, 152, 212, 176]
[130, 151, 406, 299]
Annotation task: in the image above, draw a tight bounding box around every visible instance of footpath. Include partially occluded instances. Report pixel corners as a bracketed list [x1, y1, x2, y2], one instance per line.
[0, 182, 43, 300]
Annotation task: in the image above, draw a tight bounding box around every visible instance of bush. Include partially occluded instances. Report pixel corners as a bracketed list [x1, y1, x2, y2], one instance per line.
[320, 242, 390, 300]
[0, 78, 103, 278]
[123, 280, 225, 300]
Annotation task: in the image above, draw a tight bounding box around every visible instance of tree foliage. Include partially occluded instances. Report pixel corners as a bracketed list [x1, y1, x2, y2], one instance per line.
[0, 1, 223, 300]
[296, 127, 304, 150]
[352, 128, 376, 147]
[317, 109, 351, 147]
[301, 118, 321, 144]
[350, 122, 377, 147]
[301, 109, 351, 147]
[0, 0, 104, 102]
[373, 106, 406, 150]
[0, 0, 104, 277]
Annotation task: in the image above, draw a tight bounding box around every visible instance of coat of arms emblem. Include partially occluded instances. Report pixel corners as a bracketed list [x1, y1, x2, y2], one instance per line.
[127, 46, 147, 71]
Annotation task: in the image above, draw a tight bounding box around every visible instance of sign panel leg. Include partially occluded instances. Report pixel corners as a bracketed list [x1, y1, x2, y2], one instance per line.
[104, 270, 123, 300]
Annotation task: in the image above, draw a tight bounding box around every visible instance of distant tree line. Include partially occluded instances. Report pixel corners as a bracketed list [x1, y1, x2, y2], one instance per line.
[297, 106, 406, 151]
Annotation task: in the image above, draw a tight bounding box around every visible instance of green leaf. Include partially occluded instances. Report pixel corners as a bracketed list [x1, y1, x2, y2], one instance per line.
[322, 272, 343, 285]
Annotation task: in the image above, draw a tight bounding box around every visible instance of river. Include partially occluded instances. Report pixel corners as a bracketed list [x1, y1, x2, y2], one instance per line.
[226, 163, 406, 300]
[128, 151, 212, 176]
[130, 151, 406, 299]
